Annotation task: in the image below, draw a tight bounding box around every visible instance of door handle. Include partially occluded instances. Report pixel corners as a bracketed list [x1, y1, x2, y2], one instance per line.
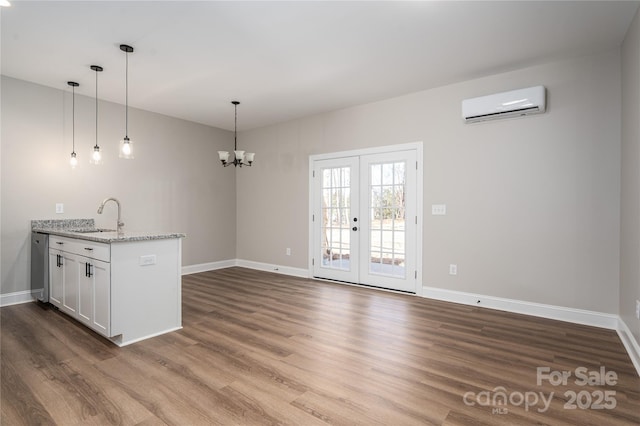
[352, 226, 358, 231]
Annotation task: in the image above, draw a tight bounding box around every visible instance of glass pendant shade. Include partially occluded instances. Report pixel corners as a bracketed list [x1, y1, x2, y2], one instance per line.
[244, 152, 255, 164]
[70, 152, 78, 168]
[90, 146, 103, 165]
[119, 136, 134, 159]
[218, 151, 230, 162]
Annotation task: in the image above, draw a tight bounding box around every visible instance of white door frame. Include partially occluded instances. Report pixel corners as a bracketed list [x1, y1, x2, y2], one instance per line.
[308, 142, 423, 296]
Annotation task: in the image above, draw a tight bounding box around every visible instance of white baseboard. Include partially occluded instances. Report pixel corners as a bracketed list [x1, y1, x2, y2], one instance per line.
[182, 259, 309, 279]
[181, 259, 236, 275]
[110, 326, 183, 347]
[0, 289, 38, 307]
[616, 318, 640, 377]
[422, 286, 619, 329]
[235, 259, 309, 278]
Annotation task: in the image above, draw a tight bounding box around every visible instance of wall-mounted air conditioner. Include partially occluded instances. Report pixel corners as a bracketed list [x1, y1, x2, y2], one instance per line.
[462, 86, 546, 123]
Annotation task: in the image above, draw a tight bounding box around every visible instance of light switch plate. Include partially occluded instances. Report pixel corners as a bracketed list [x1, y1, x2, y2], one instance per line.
[55, 203, 64, 214]
[432, 204, 446, 215]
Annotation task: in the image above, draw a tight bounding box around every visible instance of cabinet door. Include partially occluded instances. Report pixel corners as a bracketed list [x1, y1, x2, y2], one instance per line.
[49, 249, 63, 308]
[78, 259, 93, 326]
[61, 253, 79, 316]
[92, 259, 110, 337]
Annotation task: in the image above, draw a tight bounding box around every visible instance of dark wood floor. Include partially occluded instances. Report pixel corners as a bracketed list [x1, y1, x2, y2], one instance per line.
[1, 267, 639, 425]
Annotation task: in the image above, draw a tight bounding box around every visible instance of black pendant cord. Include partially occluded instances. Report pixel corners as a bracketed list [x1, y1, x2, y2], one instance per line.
[125, 50, 129, 138]
[67, 81, 79, 158]
[94, 69, 99, 149]
[90, 65, 104, 151]
[71, 85, 75, 152]
[234, 102, 238, 151]
[120, 44, 134, 140]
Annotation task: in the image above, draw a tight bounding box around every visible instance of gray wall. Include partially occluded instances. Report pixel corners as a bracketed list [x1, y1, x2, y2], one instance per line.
[1, 76, 236, 295]
[1, 46, 629, 318]
[237, 49, 622, 314]
[621, 8, 640, 342]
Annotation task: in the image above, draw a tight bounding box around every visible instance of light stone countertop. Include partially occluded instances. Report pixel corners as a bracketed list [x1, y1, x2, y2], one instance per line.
[32, 219, 185, 243]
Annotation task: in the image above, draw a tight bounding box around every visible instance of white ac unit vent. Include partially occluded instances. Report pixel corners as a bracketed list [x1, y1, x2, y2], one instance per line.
[462, 86, 546, 123]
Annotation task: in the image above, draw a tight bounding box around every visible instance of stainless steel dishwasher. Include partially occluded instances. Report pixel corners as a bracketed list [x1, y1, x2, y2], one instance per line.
[31, 231, 49, 302]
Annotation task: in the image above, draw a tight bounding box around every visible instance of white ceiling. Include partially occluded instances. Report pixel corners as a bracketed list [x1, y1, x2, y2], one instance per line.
[2, 1, 638, 131]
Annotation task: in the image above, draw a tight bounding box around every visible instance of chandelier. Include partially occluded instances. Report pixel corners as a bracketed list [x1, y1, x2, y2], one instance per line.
[218, 101, 254, 167]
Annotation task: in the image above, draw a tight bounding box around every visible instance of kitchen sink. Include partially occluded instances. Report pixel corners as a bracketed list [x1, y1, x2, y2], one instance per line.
[71, 228, 116, 233]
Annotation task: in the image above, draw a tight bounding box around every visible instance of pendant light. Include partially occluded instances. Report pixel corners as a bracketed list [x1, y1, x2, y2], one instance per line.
[67, 81, 79, 168]
[89, 65, 103, 165]
[218, 101, 254, 167]
[119, 44, 134, 159]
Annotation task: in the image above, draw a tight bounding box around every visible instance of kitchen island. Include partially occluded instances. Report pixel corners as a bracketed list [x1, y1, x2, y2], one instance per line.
[32, 219, 185, 346]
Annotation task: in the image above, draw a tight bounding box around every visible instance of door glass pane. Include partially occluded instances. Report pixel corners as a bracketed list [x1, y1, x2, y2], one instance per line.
[321, 166, 351, 271]
[369, 161, 406, 278]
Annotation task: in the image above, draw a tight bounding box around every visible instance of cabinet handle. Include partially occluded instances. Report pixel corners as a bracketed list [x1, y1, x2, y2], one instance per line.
[56, 242, 64, 245]
[84, 247, 94, 251]
[85, 262, 93, 277]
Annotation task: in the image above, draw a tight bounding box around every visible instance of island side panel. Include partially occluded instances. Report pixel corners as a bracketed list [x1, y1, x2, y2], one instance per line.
[110, 238, 182, 345]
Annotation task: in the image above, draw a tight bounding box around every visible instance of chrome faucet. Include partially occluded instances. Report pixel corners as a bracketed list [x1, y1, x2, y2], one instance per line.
[97, 197, 124, 233]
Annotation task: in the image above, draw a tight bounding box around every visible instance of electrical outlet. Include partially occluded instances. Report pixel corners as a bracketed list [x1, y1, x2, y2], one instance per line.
[636, 300, 640, 320]
[432, 204, 447, 215]
[286, 248, 291, 256]
[55, 203, 64, 214]
[449, 264, 458, 275]
[139, 255, 157, 266]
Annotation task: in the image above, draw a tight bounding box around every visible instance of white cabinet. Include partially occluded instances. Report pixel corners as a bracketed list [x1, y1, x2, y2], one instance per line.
[49, 236, 111, 337]
[48, 234, 182, 346]
[48, 245, 79, 317]
[49, 249, 64, 307]
[78, 258, 110, 336]
[62, 253, 80, 316]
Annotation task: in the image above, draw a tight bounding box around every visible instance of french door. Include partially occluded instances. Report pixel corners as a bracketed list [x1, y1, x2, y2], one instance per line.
[312, 149, 418, 293]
